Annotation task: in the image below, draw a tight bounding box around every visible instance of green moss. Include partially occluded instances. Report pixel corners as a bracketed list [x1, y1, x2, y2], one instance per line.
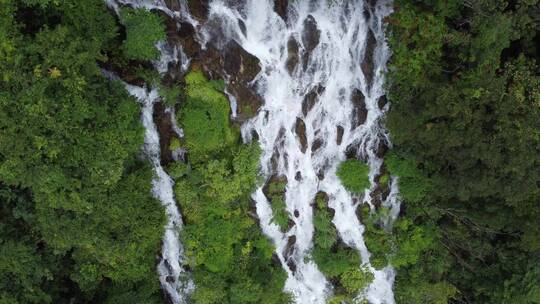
[337, 159, 370, 194]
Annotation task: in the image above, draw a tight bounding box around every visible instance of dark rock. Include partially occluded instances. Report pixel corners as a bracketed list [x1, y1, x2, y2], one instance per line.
[351, 88, 367, 127]
[295, 117, 308, 153]
[302, 85, 324, 116]
[153, 102, 180, 166]
[375, 140, 388, 158]
[286, 37, 299, 74]
[361, 29, 377, 88]
[262, 175, 287, 199]
[200, 40, 263, 122]
[294, 209, 300, 218]
[317, 170, 325, 180]
[271, 253, 282, 267]
[295, 171, 302, 181]
[302, 15, 320, 52]
[274, 0, 289, 22]
[166, 275, 175, 283]
[287, 259, 297, 273]
[311, 138, 323, 153]
[185, 0, 209, 21]
[378, 94, 388, 110]
[336, 126, 344, 145]
[283, 235, 296, 260]
[237, 18, 247, 37]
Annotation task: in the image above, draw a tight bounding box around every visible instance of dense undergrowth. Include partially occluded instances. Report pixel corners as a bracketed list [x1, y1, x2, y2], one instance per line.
[383, 0, 540, 303]
[0, 1, 168, 303]
[170, 71, 291, 304]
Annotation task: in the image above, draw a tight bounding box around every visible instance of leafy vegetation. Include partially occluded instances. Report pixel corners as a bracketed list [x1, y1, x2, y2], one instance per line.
[171, 70, 291, 304]
[336, 159, 370, 194]
[308, 193, 371, 303]
[0, 0, 166, 303]
[120, 7, 165, 61]
[385, 0, 540, 303]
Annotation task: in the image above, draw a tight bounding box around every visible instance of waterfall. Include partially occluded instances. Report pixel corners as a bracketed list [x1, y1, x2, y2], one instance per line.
[200, 0, 399, 303]
[104, 1, 197, 303]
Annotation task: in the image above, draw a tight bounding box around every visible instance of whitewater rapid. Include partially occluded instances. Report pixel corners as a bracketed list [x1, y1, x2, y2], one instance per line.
[202, 0, 399, 303]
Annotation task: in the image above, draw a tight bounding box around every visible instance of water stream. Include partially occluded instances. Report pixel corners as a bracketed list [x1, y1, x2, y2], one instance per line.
[201, 1, 399, 303]
[105, 0, 399, 303]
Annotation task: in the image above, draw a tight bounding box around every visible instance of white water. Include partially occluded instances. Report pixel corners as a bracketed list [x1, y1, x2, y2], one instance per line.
[104, 1, 197, 303]
[202, 0, 399, 303]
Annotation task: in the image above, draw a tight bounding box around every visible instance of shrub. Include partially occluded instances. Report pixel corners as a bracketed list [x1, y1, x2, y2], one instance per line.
[336, 159, 370, 194]
[120, 8, 165, 60]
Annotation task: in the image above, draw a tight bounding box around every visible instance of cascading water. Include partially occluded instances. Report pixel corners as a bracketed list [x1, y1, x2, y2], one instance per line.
[201, 0, 399, 303]
[104, 1, 197, 303]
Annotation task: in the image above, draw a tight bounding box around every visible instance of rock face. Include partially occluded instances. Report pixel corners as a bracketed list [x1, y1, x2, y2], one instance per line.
[200, 38, 263, 121]
[351, 88, 367, 127]
[302, 15, 320, 52]
[302, 85, 324, 116]
[153, 102, 180, 166]
[295, 117, 308, 153]
[336, 125, 344, 145]
[274, 0, 289, 22]
[361, 28, 377, 88]
[286, 37, 299, 74]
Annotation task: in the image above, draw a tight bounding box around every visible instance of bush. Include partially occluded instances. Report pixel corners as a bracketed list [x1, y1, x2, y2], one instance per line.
[336, 159, 370, 194]
[120, 8, 165, 60]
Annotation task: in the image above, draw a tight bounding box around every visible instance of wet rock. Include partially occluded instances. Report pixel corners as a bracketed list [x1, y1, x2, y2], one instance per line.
[361, 29, 377, 88]
[295, 117, 308, 153]
[166, 275, 175, 283]
[302, 85, 324, 116]
[262, 175, 287, 199]
[375, 140, 388, 158]
[317, 170, 325, 180]
[294, 209, 300, 218]
[295, 171, 302, 181]
[286, 37, 299, 74]
[378, 94, 388, 110]
[283, 235, 296, 260]
[351, 88, 367, 127]
[302, 15, 320, 52]
[238, 18, 247, 37]
[271, 253, 282, 267]
[185, 0, 209, 21]
[274, 0, 289, 22]
[223, 40, 261, 79]
[287, 259, 297, 273]
[336, 126, 344, 145]
[200, 40, 263, 121]
[311, 138, 323, 153]
[153, 102, 180, 166]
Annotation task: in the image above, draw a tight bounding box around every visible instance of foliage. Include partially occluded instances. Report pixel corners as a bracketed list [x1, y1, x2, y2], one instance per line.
[0, 1, 166, 302]
[386, 0, 540, 302]
[308, 197, 371, 301]
[171, 70, 291, 303]
[120, 8, 165, 61]
[336, 159, 370, 194]
[179, 71, 236, 163]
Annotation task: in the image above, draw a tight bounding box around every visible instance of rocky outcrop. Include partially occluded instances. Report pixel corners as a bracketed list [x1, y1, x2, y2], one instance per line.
[336, 125, 344, 145]
[286, 37, 299, 74]
[295, 117, 308, 153]
[351, 88, 367, 127]
[274, 0, 289, 22]
[153, 102, 181, 166]
[302, 85, 324, 116]
[361, 28, 376, 88]
[200, 39, 263, 122]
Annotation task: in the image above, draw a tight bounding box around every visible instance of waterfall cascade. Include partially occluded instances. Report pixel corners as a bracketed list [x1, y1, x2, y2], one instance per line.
[104, 0, 197, 302]
[201, 1, 399, 303]
[104, 0, 400, 303]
